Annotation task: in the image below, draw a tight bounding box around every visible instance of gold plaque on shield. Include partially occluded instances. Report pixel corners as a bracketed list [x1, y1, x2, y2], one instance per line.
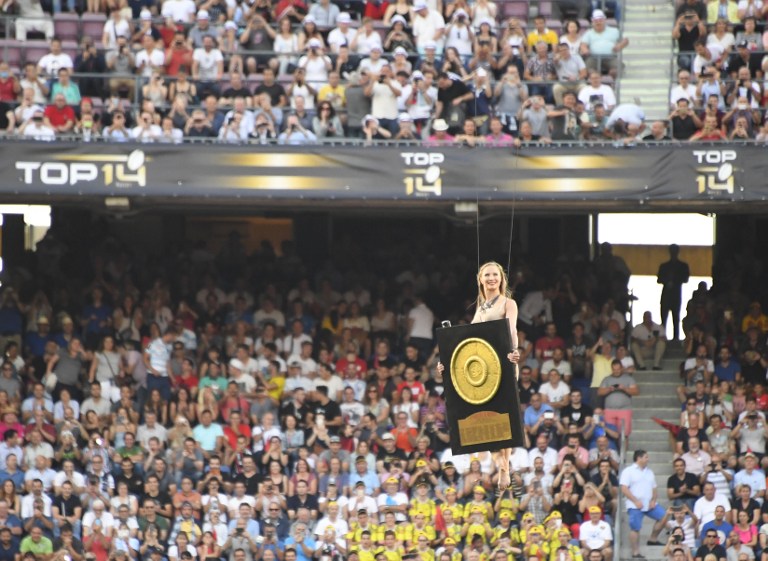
[449, 337, 502, 405]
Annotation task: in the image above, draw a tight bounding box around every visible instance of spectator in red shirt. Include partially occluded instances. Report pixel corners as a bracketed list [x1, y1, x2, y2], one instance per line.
[335, 346, 367, 378]
[396, 367, 426, 404]
[0, 63, 20, 102]
[44, 93, 76, 134]
[223, 410, 251, 449]
[176, 358, 200, 398]
[535, 322, 566, 364]
[364, 0, 389, 21]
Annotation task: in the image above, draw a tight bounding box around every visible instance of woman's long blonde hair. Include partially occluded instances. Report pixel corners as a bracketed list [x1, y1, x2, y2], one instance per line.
[475, 261, 512, 308]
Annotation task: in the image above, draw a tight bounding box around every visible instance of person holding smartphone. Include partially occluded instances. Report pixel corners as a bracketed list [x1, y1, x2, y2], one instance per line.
[630, 311, 668, 371]
[597, 359, 639, 437]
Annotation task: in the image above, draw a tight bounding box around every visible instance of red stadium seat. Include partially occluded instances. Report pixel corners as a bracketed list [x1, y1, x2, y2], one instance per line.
[53, 13, 80, 42]
[502, 1, 529, 20]
[81, 13, 107, 42]
[0, 38, 23, 68]
[23, 40, 50, 66]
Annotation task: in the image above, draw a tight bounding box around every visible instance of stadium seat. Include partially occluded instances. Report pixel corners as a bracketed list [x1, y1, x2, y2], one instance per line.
[81, 13, 107, 42]
[0, 38, 23, 68]
[53, 13, 80, 42]
[502, 1, 530, 20]
[23, 40, 50, 66]
[61, 40, 79, 61]
[538, 0, 552, 17]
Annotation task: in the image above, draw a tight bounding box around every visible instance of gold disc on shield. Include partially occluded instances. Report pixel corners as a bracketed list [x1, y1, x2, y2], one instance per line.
[450, 337, 502, 405]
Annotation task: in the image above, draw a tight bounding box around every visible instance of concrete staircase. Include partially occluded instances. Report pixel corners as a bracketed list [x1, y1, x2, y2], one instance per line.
[618, 349, 686, 561]
[619, 0, 675, 121]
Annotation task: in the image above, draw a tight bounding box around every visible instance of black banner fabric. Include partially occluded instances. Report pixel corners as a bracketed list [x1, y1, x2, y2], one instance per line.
[1, 142, 766, 202]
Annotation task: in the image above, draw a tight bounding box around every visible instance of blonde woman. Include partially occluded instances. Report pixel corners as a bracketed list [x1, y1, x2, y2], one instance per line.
[437, 261, 520, 490]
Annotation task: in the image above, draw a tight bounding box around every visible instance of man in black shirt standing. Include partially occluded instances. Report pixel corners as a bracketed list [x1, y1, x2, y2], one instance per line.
[669, 98, 701, 140]
[312, 386, 342, 434]
[672, 9, 706, 71]
[435, 72, 472, 132]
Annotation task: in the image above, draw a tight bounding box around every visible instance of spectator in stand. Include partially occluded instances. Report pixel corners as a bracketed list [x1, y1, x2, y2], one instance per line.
[578, 71, 617, 113]
[524, 41, 557, 104]
[673, 9, 706, 71]
[327, 13, 355, 54]
[579, 10, 629, 78]
[707, 0, 740, 24]
[552, 42, 587, 106]
[50, 69, 81, 106]
[598, 359, 638, 436]
[136, 35, 167, 79]
[43, 94, 76, 136]
[526, 15, 558, 53]
[192, 36, 225, 99]
[13, 0, 54, 40]
[620, 450, 666, 557]
[630, 311, 668, 371]
[162, 0, 197, 23]
[692, 39, 725, 77]
[670, 69, 698, 109]
[37, 39, 74, 80]
[412, 0, 445, 55]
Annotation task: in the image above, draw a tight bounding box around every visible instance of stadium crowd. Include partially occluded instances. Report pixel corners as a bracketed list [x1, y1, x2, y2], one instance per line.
[0, 0, 645, 143]
[0, 225, 766, 561]
[670, 0, 768, 141]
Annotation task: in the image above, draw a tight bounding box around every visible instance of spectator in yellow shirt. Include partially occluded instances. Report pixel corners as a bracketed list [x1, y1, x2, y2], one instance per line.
[440, 509, 463, 546]
[462, 507, 494, 546]
[491, 511, 521, 548]
[381, 531, 405, 561]
[527, 16, 559, 53]
[741, 302, 768, 334]
[440, 487, 463, 523]
[376, 512, 407, 546]
[462, 486, 494, 521]
[441, 538, 463, 561]
[404, 512, 437, 548]
[317, 71, 347, 110]
[409, 481, 436, 522]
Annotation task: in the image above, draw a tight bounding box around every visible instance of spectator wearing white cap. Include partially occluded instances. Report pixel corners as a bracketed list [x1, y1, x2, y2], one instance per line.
[351, 17, 383, 55]
[364, 64, 401, 133]
[579, 9, 629, 78]
[407, 69, 437, 132]
[412, 0, 445, 54]
[445, 9, 474, 58]
[327, 13, 355, 54]
[297, 39, 332, 89]
[391, 46, 413, 74]
[130, 11, 163, 50]
[359, 46, 387, 74]
[309, 0, 340, 27]
[418, 41, 441, 72]
[188, 10, 219, 49]
[161, 0, 197, 23]
[384, 16, 415, 54]
[394, 113, 418, 140]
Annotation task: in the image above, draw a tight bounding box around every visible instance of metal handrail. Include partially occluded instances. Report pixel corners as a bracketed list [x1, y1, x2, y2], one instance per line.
[613, 419, 627, 561]
[1, 134, 766, 146]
